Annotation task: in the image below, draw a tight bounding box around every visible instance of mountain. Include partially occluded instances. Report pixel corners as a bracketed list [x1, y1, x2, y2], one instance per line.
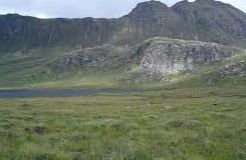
[0, 14, 118, 52]
[1, 0, 246, 53]
[172, 0, 246, 45]
[0, 0, 245, 88]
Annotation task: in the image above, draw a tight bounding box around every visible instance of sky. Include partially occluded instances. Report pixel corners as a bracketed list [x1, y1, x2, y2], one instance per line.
[0, 0, 245, 18]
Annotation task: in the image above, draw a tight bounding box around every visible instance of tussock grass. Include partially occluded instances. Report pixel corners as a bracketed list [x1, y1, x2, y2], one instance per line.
[0, 87, 245, 159]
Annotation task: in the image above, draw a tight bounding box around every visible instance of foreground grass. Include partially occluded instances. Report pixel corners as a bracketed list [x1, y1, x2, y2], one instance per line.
[0, 87, 245, 160]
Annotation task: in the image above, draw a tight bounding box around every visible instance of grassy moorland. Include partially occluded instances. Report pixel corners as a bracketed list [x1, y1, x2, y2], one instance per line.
[0, 47, 245, 160]
[0, 86, 245, 160]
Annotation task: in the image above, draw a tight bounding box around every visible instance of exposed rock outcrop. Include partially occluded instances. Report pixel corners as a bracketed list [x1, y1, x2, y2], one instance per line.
[137, 38, 239, 74]
[52, 44, 131, 74]
[216, 61, 246, 78]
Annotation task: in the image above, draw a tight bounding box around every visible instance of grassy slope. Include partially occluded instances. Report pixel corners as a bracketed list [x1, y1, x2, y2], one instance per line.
[0, 47, 130, 89]
[0, 47, 68, 88]
[0, 87, 245, 160]
[0, 52, 117, 90]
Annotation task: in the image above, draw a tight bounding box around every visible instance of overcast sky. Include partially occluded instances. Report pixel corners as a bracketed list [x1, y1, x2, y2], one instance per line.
[0, 0, 245, 18]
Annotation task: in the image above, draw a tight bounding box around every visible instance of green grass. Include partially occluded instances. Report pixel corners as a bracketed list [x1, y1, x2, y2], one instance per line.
[0, 47, 72, 88]
[0, 46, 130, 89]
[0, 87, 245, 160]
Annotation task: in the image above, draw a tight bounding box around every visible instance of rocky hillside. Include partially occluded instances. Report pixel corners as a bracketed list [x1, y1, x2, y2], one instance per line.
[0, 36, 244, 87]
[172, 0, 246, 44]
[1, 0, 246, 52]
[51, 37, 241, 80]
[52, 44, 132, 75]
[136, 38, 239, 74]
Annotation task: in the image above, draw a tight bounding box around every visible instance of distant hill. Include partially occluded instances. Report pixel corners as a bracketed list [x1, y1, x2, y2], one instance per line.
[1, 0, 246, 52]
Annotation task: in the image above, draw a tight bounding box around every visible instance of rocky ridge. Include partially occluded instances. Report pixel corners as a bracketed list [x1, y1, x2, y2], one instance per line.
[52, 37, 241, 81]
[1, 0, 246, 52]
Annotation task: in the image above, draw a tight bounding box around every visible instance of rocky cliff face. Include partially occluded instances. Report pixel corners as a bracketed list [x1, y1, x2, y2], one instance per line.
[1, 0, 246, 52]
[0, 14, 119, 52]
[172, 0, 246, 44]
[137, 38, 239, 74]
[116, 1, 186, 45]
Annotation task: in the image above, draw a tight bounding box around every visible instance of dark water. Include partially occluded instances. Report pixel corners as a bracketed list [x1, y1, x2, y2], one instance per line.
[0, 88, 142, 98]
